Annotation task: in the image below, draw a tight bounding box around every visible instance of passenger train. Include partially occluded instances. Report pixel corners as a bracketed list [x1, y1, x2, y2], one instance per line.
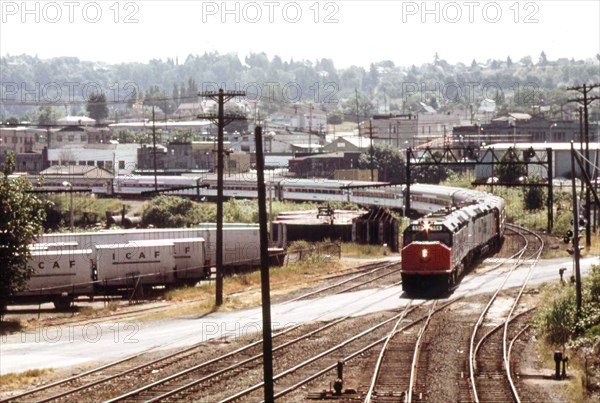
[401, 188, 505, 294]
[7, 173, 507, 308]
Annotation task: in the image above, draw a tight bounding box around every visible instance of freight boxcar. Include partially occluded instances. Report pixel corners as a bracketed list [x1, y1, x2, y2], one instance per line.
[94, 242, 176, 291]
[17, 249, 95, 309]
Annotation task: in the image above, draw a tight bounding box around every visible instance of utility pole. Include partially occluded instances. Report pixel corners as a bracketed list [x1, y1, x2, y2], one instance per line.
[152, 106, 158, 192]
[254, 125, 274, 403]
[369, 119, 374, 181]
[308, 103, 313, 153]
[568, 83, 600, 248]
[570, 142, 583, 317]
[355, 88, 361, 149]
[198, 89, 246, 307]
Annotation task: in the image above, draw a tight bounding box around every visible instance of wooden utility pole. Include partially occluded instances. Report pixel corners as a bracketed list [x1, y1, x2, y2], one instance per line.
[254, 125, 274, 402]
[152, 106, 158, 192]
[355, 88, 361, 149]
[197, 89, 246, 306]
[567, 83, 600, 247]
[570, 142, 583, 317]
[369, 119, 374, 181]
[308, 103, 313, 153]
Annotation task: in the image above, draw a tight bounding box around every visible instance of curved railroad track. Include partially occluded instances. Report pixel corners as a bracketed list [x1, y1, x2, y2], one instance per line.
[468, 223, 544, 403]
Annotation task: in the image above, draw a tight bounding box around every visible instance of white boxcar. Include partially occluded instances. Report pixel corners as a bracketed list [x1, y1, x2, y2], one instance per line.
[38, 223, 260, 266]
[38, 225, 260, 268]
[95, 242, 175, 287]
[21, 249, 94, 303]
[127, 238, 208, 282]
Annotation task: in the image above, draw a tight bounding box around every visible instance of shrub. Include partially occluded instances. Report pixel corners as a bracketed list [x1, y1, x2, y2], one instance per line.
[537, 290, 577, 348]
[142, 196, 203, 228]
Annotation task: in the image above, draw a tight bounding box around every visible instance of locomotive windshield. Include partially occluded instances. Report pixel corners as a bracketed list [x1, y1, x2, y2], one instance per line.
[403, 226, 452, 247]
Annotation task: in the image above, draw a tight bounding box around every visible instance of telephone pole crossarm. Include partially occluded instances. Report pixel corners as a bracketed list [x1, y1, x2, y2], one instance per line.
[197, 89, 246, 307]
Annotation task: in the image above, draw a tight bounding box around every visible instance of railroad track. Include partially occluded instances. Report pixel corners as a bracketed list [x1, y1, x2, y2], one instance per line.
[1, 269, 406, 403]
[285, 260, 402, 302]
[104, 288, 416, 402]
[468, 223, 544, 403]
[363, 301, 437, 402]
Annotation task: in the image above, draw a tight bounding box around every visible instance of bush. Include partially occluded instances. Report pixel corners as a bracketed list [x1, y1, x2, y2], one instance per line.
[142, 196, 203, 228]
[590, 265, 600, 303]
[537, 290, 577, 348]
[523, 186, 546, 210]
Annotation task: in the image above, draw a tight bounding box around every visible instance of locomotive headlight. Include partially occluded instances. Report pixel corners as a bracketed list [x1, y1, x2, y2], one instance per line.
[422, 220, 431, 231]
[421, 248, 428, 259]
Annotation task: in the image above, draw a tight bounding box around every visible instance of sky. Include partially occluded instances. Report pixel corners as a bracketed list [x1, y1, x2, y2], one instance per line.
[0, 0, 599, 68]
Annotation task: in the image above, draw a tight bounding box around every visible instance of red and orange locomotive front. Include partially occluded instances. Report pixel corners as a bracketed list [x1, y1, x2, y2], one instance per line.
[401, 220, 457, 292]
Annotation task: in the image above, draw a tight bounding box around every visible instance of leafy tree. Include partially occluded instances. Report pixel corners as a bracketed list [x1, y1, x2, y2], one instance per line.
[86, 92, 108, 122]
[0, 153, 47, 311]
[496, 148, 526, 183]
[36, 105, 63, 126]
[127, 87, 139, 109]
[358, 144, 405, 183]
[141, 196, 202, 228]
[5, 116, 19, 126]
[111, 129, 138, 143]
[411, 152, 452, 184]
[327, 111, 343, 125]
[539, 51, 548, 66]
[523, 176, 545, 210]
[342, 92, 375, 119]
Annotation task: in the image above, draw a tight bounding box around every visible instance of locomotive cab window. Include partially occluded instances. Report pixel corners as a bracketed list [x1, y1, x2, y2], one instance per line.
[403, 228, 452, 247]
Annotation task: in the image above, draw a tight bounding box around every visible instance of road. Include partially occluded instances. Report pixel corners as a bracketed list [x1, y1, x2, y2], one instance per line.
[1, 255, 597, 375]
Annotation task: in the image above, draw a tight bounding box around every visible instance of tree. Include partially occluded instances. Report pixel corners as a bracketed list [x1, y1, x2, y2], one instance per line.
[127, 87, 139, 109]
[0, 153, 47, 311]
[5, 116, 19, 126]
[523, 175, 545, 210]
[141, 196, 202, 228]
[327, 111, 343, 125]
[496, 148, 526, 183]
[86, 92, 108, 122]
[539, 51, 548, 66]
[342, 92, 375, 119]
[36, 105, 63, 126]
[411, 151, 452, 184]
[358, 144, 405, 183]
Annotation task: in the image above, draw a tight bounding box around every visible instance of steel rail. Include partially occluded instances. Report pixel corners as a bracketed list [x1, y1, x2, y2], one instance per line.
[266, 298, 462, 402]
[407, 301, 437, 403]
[363, 300, 414, 402]
[105, 285, 411, 403]
[469, 225, 529, 403]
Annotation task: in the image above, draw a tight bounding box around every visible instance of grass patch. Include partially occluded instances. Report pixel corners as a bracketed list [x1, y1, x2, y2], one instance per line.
[147, 253, 349, 319]
[341, 243, 388, 258]
[0, 368, 54, 391]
